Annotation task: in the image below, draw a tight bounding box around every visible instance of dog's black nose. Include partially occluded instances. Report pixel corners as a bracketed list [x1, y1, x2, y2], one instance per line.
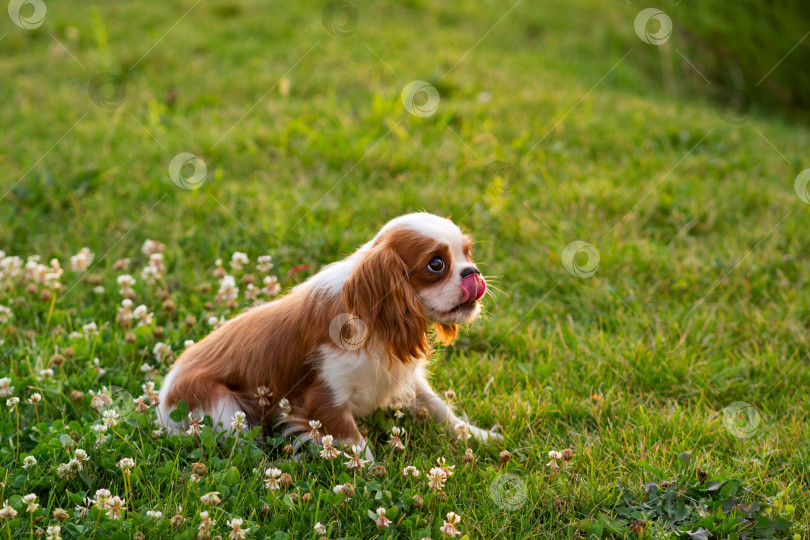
[460, 267, 480, 278]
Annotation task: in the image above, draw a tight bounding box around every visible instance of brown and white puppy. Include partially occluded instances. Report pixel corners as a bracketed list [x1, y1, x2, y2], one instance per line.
[158, 213, 500, 456]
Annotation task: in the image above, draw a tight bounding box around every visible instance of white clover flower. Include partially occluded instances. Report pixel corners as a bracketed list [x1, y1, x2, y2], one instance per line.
[22, 493, 39, 512]
[45, 525, 61, 540]
[70, 247, 94, 272]
[256, 255, 273, 273]
[184, 340, 194, 348]
[427, 467, 447, 490]
[45, 259, 64, 289]
[82, 322, 98, 338]
[200, 492, 220, 506]
[23, 456, 37, 469]
[141, 239, 165, 256]
[152, 342, 171, 362]
[277, 398, 291, 416]
[118, 457, 135, 470]
[343, 445, 369, 471]
[548, 450, 562, 460]
[133, 305, 153, 327]
[89, 388, 112, 411]
[230, 411, 247, 432]
[436, 457, 455, 477]
[56, 463, 74, 481]
[0, 377, 13, 397]
[117, 275, 136, 296]
[140, 264, 162, 285]
[6, 397, 19, 407]
[0, 501, 17, 519]
[217, 275, 239, 302]
[319, 435, 340, 459]
[403, 465, 420, 477]
[262, 275, 280, 296]
[375, 507, 392, 529]
[440, 512, 462, 537]
[227, 516, 249, 540]
[28, 393, 42, 404]
[91, 424, 108, 436]
[186, 414, 203, 436]
[313, 522, 326, 535]
[255, 386, 272, 407]
[454, 421, 471, 441]
[198, 510, 216, 537]
[230, 252, 249, 271]
[207, 315, 225, 329]
[388, 426, 406, 450]
[107, 496, 125, 519]
[264, 467, 282, 490]
[92, 489, 111, 510]
[0, 306, 12, 325]
[308, 419, 322, 440]
[146, 510, 163, 519]
[102, 409, 119, 428]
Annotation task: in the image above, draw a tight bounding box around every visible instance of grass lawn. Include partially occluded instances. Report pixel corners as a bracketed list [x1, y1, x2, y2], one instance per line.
[1, 0, 809, 538]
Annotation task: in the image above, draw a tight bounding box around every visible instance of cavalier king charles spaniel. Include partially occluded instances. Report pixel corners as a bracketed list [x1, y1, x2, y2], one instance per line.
[158, 213, 501, 457]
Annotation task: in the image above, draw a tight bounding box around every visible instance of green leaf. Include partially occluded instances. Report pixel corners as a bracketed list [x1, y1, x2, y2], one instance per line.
[224, 466, 240, 486]
[719, 480, 739, 499]
[200, 426, 217, 449]
[169, 400, 188, 423]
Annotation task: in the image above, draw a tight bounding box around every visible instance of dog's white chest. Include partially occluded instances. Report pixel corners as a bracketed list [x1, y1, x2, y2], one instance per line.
[317, 345, 421, 418]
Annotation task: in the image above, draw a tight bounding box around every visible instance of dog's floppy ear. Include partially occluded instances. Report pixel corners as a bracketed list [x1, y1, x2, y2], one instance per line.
[343, 240, 429, 363]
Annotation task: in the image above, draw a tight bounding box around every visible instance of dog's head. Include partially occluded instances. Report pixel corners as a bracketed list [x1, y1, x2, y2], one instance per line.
[342, 213, 486, 361]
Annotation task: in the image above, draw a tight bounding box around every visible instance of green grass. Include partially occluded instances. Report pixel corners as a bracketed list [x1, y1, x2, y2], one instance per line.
[1, 0, 810, 538]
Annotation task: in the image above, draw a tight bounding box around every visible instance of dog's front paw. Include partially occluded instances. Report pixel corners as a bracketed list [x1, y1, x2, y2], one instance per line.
[467, 424, 504, 443]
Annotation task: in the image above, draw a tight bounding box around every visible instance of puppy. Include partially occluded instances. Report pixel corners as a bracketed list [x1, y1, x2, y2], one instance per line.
[158, 212, 501, 454]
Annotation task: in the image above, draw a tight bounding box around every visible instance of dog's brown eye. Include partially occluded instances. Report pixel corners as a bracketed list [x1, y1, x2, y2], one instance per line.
[427, 257, 445, 273]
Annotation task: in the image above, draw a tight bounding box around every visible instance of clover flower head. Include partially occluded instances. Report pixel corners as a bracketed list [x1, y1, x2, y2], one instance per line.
[230, 411, 247, 432]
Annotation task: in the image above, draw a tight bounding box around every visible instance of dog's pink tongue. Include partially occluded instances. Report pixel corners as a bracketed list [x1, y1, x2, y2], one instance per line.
[460, 274, 486, 303]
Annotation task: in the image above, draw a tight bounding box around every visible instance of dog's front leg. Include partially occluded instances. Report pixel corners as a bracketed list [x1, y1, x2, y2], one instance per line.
[412, 376, 502, 443]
